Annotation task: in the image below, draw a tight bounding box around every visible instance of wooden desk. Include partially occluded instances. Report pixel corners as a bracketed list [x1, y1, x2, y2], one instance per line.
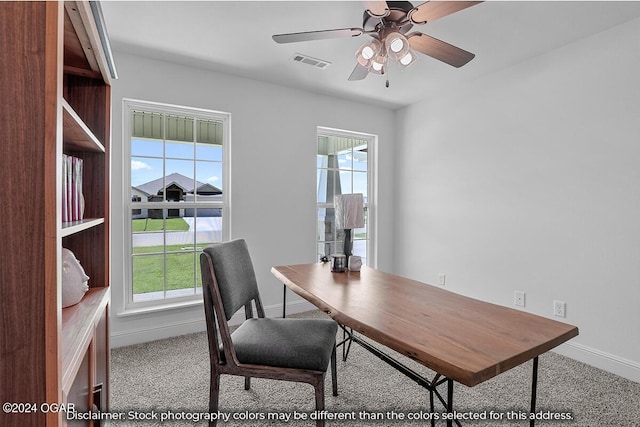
[272, 263, 579, 426]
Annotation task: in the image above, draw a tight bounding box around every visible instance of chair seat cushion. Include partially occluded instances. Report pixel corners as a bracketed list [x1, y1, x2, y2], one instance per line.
[231, 318, 338, 372]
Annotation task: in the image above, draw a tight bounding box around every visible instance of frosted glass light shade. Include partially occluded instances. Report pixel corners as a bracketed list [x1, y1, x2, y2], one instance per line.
[385, 32, 410, 61]
[355, 39, 382, 68]
[399, 50, 417, 68]
[369, 53, 387, 75]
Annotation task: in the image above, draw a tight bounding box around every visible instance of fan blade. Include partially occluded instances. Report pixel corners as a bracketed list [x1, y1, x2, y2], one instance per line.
[407, 32, 475, 68]
[408, 1, 482, 25]
[348, 63, 369, 81]
[363, 1, 390, 18]
[273, 28, 363, 44]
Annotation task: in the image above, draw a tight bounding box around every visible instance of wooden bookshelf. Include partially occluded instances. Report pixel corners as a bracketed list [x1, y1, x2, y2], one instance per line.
[0, 2, 116, 426]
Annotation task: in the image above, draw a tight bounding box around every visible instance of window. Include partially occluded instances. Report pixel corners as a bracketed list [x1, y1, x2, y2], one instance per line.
[124, 99, 230, 307]
[317, 127, 375, 266]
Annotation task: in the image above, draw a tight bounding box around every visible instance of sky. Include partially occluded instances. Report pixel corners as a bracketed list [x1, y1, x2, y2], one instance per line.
[131, 138, 223, 189]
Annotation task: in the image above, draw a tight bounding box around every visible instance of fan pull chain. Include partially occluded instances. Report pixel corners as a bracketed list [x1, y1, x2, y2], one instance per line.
[385, 65, 390, 88]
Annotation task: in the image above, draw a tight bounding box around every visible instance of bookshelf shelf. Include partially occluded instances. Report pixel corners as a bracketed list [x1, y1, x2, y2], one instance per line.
[60, 287, 110, 392]
[62, 98, 105, 153]
[61, 217, 105, 237]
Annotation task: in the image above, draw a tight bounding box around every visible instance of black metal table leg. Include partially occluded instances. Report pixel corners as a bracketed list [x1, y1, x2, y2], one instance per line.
[447, 378, 454, 427]
[342, 326, 348, 360]
[430, 385, 436, 427]
[530, 356, 539, 427]
[336, 324, 354, 361]
[329, 326, 540, 427]
[282, 284, 286, 318]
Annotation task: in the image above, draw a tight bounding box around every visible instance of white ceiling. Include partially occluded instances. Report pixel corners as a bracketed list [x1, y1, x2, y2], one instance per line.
[101, 1, 640, 109]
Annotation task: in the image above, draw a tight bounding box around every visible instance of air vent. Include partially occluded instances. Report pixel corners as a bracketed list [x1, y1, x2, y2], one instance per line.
[291, 53, 331, 69]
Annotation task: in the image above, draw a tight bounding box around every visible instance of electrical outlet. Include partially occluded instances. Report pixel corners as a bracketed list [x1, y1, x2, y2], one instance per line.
[514, 291, 526, 307]
[554, 300, 566, 318]
[438, 274, 446, 286]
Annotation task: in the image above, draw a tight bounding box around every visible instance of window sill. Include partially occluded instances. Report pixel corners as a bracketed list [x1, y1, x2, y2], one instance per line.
[116, 298, 203, 317]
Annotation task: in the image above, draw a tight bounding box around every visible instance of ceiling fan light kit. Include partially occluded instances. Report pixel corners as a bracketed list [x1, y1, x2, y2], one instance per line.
[355, 31, 416, 76]
[272, 1, 482, 84]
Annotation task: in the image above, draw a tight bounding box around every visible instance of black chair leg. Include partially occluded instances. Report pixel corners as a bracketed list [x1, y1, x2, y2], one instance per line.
[244, 376, 251, 390]
[331, 345, 338, 396]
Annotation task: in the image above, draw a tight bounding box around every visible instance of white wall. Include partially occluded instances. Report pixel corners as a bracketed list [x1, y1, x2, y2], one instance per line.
[110, 52, 396, 347]
[110, 18, 640, 382]
[394, 18, 640, 381]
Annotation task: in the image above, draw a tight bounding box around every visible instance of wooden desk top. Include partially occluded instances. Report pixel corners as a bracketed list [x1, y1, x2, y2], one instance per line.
[271, 263, 579, 387]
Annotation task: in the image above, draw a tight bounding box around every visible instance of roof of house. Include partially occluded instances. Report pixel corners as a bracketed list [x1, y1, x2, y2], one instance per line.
[133, 172, 221, 196]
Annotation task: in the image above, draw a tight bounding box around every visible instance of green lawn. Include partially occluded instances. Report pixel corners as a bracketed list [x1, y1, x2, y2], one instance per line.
[133, 250, 202, 294]
[133, 242, 209, 294]
[132, 218, 189, 232]
[131, 218, 209, 295]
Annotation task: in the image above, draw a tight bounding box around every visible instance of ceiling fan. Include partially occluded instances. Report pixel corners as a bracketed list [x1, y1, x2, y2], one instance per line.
[272, 1, 482, 84]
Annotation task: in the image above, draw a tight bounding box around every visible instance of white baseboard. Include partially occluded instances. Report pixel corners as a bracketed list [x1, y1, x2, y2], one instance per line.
[553, 341, 640, 383]
[110, 299, 316, 348]
[110, 317, 206, 348]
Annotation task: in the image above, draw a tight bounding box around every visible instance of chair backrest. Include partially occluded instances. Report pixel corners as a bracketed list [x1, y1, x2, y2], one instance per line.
[202, 239, 260, 321]
[201, 239, 265, 367]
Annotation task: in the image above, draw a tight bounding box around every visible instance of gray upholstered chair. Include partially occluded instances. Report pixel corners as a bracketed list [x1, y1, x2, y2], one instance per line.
[200, 239, 338, 427]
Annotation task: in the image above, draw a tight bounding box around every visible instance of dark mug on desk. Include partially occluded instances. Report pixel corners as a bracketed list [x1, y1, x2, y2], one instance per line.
[331, 254, 346, 272]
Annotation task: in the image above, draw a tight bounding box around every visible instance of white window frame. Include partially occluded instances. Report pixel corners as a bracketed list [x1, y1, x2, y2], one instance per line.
[316, 126, 377, 268]
[122, 98, 231, 311]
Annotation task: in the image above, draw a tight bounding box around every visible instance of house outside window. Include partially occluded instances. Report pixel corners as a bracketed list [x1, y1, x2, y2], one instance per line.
[317, 127, 376, 267]
[124, 99, 230, 308]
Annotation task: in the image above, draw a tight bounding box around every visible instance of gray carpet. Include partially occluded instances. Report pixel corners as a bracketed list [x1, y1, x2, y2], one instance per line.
[110, 311, 640, 426]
